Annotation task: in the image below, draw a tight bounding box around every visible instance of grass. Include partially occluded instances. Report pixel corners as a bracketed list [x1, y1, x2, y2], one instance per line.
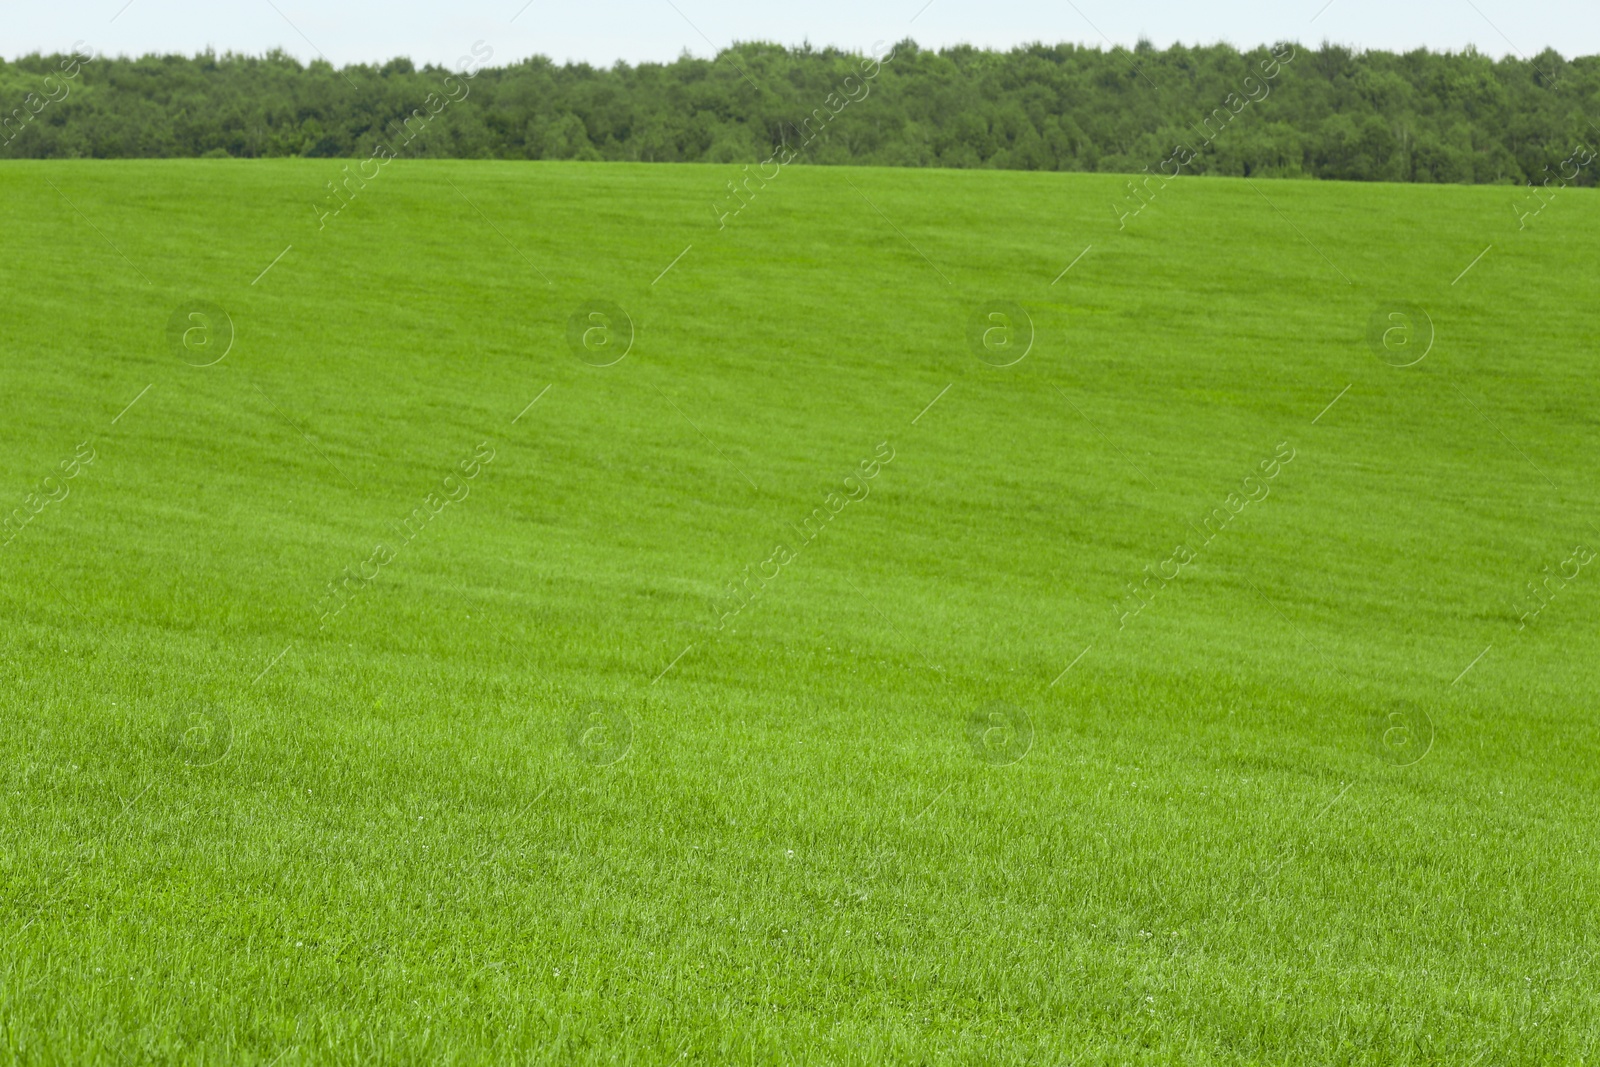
[1, 157, 1598, 1065]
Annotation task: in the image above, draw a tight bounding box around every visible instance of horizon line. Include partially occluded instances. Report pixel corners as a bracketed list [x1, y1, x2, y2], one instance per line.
[2, 36, 1587, 69]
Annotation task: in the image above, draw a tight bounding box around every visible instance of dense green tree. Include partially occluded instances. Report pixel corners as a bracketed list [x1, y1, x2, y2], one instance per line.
[1, 39, 1597, 187]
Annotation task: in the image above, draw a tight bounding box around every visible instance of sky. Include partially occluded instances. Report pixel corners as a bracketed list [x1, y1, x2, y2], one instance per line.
[5, 0, 1594, 70]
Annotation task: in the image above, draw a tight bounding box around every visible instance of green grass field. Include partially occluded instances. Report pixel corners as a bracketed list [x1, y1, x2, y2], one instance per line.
[3, 158, 1598, 1065]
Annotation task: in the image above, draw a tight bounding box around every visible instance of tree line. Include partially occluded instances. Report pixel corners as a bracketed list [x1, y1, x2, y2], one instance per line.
[2, 38, 1597, 185]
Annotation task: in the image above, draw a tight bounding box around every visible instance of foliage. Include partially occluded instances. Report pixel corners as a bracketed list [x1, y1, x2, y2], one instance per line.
[1, 39, 1597, 183]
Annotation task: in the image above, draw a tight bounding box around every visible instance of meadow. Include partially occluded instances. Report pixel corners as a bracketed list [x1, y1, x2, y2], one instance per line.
[1, 157, 1598, 1065]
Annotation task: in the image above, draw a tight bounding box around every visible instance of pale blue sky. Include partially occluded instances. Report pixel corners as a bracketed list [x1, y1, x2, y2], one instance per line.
[8, 0, 1594, 68]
